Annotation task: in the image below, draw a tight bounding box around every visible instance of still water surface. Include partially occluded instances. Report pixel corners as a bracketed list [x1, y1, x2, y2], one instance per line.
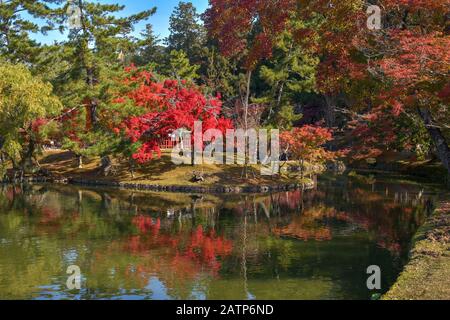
[0, 174, 446, 300]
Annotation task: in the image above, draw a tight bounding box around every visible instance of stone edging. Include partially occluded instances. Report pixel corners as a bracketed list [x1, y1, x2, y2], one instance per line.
[3, 176, 315, 194]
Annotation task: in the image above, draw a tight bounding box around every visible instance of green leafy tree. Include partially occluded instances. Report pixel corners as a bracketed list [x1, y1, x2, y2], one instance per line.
[0, 62, 62, 170]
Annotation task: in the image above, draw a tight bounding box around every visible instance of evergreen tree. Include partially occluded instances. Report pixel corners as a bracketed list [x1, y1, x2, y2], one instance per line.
[255, 27, 319, 129]
[133, 24, 165, 67]
[166, 1, 205, 64]
[50, 1, 155, 163]
[58, 1, 154, 126]
[167, 49, 199, 82]
[0, 0, 60, 67]
[202, 45, 238, 103]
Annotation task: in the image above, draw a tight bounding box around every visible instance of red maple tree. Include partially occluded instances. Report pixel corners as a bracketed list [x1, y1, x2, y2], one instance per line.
[114, 67, 233, 163]
[204, 0, 296, 70]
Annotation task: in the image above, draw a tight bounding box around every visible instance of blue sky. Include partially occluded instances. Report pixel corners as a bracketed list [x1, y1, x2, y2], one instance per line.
[31, 0, 209, 44]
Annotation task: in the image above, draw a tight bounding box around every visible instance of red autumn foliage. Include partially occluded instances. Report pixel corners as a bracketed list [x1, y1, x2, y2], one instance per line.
[204, 0, 296, 69]
[31, 118, 48, 133]
[291, 0, 449, 163]
[114, 67, 233, 163]
[375, 30, 449, 92]
[292, 0, 368, 94]
[348, 102, 406, 161]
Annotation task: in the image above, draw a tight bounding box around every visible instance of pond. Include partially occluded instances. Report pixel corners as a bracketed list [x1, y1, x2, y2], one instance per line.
[0, 173, 447, 300]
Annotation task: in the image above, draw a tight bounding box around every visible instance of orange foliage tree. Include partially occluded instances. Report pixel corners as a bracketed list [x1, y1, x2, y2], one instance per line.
[280, 125, 347, 173]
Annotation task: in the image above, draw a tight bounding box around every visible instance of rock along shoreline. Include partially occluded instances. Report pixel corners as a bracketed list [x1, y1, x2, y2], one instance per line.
[2, 175, 316, 194]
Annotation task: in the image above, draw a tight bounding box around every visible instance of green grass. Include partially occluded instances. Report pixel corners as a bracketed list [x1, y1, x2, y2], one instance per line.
[383, 202, 450, 300]
[38, 150, 312, 188]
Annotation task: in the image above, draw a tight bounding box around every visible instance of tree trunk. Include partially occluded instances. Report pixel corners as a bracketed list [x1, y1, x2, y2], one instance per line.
[87, 97, 99, 129]
[78, 155, 83, 169]
[100, 156, 113, 176]
[243, 70, 252, 131]
[300, 159, 305, 180]
[323, 94, 336, 128]
[21, 137, 38, 173]
[86, 67, 99, 130]
[129, 158, 135, 178]
[242, 70, 252, 179]
[267, 81, 285, 123]
[77, 0, 98, 131]
[276, 82, 285, 112]
[418, 108, 450, 186]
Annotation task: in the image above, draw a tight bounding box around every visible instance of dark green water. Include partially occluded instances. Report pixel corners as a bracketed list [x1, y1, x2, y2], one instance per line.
[0, 174, 445, 300]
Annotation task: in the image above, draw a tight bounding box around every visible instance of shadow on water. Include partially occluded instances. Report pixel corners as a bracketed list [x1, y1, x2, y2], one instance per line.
[0, 173, 447, 300]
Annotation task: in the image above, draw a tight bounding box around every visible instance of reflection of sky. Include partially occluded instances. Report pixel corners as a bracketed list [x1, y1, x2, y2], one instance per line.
[190, 281, 207, 300]
[63, 249, 79, 265]
[145, 277, 208, 300]
[147, 277, 172, 300]
[36, 277, 173, 300]
[36, 284, 83, 300]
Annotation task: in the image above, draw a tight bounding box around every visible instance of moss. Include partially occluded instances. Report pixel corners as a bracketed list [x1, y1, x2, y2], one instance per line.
[383, 202, 450, 300]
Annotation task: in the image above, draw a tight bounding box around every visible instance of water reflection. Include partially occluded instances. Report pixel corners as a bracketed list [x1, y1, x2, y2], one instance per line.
[0, 175, 444, 300]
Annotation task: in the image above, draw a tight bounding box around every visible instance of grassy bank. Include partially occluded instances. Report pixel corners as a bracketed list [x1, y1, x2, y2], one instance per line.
[22, 150, 314, 192]
[383, 201, 450, 300]
[352, 156, 449, 187]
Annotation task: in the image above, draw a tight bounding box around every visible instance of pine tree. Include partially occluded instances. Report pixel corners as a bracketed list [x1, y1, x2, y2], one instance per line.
[255, 28, 319, 129]
[0, 0, 60, 67]
[166, 1, 205, 64]
[133, 24, 165, 67]
[60, 1, 154, 126]
[50, 1, 155, 165]
[202, 46, 238, 103]
[167, 49, 199, 82]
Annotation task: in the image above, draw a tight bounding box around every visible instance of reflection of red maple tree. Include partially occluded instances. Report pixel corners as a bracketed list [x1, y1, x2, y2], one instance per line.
[39, 207, 62, 225]
[128, 215, 233, 275]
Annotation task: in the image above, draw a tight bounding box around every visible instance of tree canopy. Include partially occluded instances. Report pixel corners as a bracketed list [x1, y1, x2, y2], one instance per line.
[0, 0, 449, 183]
[0, 62, 61, 166]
